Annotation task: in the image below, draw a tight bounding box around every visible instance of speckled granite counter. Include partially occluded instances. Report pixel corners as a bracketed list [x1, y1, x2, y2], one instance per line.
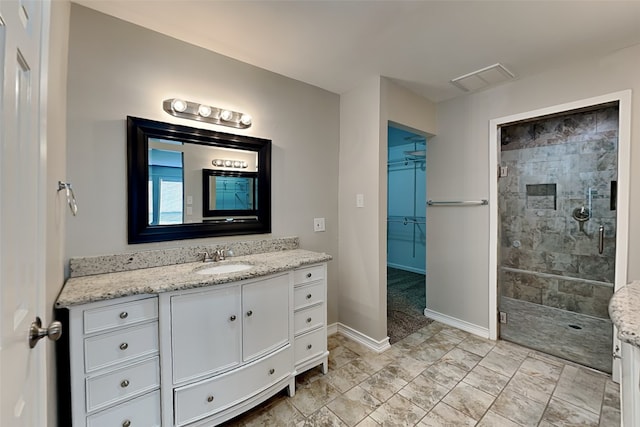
[609, 280, 640, 348]
[56, 249, 331, 308]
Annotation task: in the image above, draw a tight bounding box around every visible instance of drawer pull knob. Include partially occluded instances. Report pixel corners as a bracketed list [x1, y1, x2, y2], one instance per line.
[119, 312, 128, 319]
[306, 317, 312, 323]
[207, 395, 214, 403]
[307, 344, 313, 350]
[120, 379, 130, 388]
[306, 273, 312, 278]
[269, 368, 275, 375]
[122, 420, 131, 427]
[306, 294, 312, 299]
[119, 342, 129, 350]
[229, 315, 236, 321]
[246, 310, 253, 317]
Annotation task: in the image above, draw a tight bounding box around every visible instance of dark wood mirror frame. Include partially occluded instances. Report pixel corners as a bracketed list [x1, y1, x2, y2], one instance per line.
[127, 116, 271, 243]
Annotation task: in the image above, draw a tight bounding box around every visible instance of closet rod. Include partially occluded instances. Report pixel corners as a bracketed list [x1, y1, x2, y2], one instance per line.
[427, 199, 488, 206]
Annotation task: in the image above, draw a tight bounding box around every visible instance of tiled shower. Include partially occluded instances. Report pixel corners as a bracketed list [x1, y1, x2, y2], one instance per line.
[498, 104, 618, 373]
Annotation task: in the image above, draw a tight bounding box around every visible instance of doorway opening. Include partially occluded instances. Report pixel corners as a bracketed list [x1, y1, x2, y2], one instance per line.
[488, 90, 631, 382]
[386, 124, 430, 344]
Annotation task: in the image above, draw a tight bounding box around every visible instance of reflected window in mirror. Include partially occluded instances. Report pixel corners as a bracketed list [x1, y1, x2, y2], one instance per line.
[127, 116, 271, 243]
[148, 139, 184, 225]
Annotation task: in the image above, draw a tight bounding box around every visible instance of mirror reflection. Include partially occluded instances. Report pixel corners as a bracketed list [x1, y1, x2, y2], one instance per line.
[127, 116, 271, 243]
[203, 170, 258, 218]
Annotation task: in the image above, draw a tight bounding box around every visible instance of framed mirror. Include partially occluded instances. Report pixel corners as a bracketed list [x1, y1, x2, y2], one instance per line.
[127, 116, 271, 243]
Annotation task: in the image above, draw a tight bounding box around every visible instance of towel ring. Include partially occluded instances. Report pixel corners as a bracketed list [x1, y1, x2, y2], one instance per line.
[58, 181, 78, 216]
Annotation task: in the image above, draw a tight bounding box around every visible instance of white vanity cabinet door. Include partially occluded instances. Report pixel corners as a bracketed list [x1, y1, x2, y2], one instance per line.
[171, 286, 242, 384]
[621, 341, 640, 426]
[242, 273, 290, 361]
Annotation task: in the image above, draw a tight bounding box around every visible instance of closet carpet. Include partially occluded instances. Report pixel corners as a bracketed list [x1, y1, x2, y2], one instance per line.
[387, 267, 432, 344]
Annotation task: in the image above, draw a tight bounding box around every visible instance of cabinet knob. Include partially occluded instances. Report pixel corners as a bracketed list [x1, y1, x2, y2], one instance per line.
[306, 273, 312, 278]
[229, 315, 237, 321]
[120, 379, 130, 388]
[119, 342, 129, 351]
[246, 310, 253, 317]
[269, 368, 275, 375]
[122, 420, 131, 427]
[307, 344, 313, 350]
[306, 317, 312, 323]
[119, 311, 128, 319]
[306, 294, 312, 299]
[207, 395, 214, 403]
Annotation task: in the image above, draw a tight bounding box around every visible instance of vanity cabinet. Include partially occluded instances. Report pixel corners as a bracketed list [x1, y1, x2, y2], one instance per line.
[58, 261, 329, 427]
[293, 264, 329, 374]
[59, 295, 161, 427]
[620, 341, 640, 426]
[160, 271, 296, 426]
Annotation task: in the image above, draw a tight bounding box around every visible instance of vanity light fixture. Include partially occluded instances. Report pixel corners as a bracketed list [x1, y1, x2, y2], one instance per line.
[212, 159, 249, 169]
[163, 98, 252, 129]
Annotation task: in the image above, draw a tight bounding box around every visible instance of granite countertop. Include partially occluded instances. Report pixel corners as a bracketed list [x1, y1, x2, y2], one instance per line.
[56, 249, 332, 308]
[609, 280, 640, 348]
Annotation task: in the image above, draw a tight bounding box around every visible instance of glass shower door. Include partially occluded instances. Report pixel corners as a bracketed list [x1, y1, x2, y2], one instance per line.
[497, 105, 618, 373]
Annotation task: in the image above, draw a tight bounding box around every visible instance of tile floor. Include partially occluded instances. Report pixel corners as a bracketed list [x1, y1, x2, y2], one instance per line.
[223, 321, 620, 426]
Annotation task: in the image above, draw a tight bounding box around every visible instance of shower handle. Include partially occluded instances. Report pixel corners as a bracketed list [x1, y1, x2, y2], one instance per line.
[598, 225, 605, 255]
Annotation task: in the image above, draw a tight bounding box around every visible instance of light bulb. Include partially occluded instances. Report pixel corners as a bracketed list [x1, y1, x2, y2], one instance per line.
[220, 110, 233, 121]
[212, 159, 223, 166]
[241, 161, 248, 168]
[233, 161, 241, 168]
[198, 105, 212, 117]
[224, 160, 232, 167]
[240, 114, 252, 126]
[171, 99, 187, 113]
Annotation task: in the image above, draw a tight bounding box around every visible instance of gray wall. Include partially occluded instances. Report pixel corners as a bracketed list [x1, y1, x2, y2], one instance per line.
[46, 2, 70, 426]
[65, 5, 340, 324]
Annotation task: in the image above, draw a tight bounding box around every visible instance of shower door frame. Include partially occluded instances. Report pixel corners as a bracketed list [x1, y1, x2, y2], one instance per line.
[488, 90, 632, 380]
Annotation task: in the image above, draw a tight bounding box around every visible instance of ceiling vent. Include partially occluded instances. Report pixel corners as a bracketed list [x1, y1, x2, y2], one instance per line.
[450, 63, 515, 92]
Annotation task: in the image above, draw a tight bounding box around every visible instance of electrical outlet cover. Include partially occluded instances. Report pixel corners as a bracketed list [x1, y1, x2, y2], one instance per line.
[314, 218, 325, 232]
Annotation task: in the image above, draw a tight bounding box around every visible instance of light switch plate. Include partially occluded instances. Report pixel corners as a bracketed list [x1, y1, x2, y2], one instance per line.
[356, 193, 364, 208]
[313, 218, 325, 232]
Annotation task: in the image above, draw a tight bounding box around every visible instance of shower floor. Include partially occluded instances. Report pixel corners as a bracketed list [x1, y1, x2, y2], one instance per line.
[500, 296, 613, 373]
[387, 267, 432, 344]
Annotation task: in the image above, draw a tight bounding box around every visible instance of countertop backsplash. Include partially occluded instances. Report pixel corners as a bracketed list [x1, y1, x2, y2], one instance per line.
[68, 236, 299, 278]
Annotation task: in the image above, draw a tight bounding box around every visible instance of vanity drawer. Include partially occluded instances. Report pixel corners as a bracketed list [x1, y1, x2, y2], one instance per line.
[86, 356, 160, 413]
[174, 346, 292, 426]
[293, 265, 325, 286]
[86, 390, 160, 427]
[294, 304, 324, 336]
[84, 297, 158, 335]
[294, 282, 324, 309]
[85, 322, 159, 373]
[294, 328, 325, 365]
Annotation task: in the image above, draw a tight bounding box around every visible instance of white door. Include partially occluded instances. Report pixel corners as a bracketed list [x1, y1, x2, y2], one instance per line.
[0, 0, 50, 426]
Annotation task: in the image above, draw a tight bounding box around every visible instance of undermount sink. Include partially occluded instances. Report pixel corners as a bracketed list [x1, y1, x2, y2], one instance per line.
[196, 263, 254, 275]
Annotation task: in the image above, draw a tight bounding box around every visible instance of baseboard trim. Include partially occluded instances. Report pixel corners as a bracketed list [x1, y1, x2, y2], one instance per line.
[335, 322, 391, 353]
[424, 308, 490, 339]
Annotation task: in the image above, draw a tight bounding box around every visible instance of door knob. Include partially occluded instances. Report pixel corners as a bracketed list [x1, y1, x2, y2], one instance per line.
[29, 317, 62, 348]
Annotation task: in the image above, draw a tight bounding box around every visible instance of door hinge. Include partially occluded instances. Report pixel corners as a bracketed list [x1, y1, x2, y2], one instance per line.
[499, 311, 508, 324]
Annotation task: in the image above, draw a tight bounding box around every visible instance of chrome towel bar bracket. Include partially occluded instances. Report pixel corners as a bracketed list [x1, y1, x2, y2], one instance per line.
[58, 181, 78, 216]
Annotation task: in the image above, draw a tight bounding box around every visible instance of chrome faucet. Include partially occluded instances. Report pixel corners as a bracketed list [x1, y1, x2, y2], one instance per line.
[200, 249, 229, 263]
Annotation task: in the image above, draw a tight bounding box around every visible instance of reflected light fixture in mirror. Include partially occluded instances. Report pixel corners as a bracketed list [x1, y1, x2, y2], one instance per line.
[163, 98, 252, 129]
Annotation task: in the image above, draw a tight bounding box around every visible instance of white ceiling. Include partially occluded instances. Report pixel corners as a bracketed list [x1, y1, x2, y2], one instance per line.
[73, 0, 640, 103]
